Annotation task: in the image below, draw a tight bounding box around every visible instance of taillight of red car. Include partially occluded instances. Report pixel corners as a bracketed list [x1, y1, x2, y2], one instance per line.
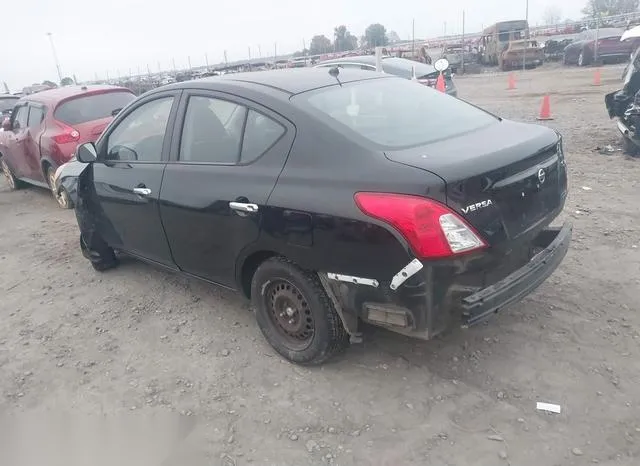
[354, 193, 486, 259]
[51, 122, 80, 144]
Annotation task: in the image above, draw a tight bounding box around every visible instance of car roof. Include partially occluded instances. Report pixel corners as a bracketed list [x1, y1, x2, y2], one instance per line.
[169, 67, 393, 95]
[22, 85, 134, 106]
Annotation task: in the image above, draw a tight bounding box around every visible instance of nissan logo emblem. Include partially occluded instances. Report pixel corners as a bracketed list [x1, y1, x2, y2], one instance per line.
[537, 168, 546, 184]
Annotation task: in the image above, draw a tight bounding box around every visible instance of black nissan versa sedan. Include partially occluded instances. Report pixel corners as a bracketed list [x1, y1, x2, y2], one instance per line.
[64, 67, 571, 365]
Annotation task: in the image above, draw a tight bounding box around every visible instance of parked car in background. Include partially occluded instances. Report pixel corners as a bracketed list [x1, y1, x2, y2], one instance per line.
[314, 55, 458, 97]
[0, 85, 135, 208]
[605, 45, 640, 155]
[499, 39, 544, 70]
[0, 95, 19, 127]
[68, 68, 570, 365]
[439, 44, 476, 73]
[563, 28, 640, 66]
[542, 38, 574, 61]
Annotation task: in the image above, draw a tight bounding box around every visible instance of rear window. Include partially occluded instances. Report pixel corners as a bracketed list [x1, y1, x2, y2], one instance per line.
[294, 77, 497, 149]
[54, 91, 135, 125]
[0, 97, 18, 113]
[383, 58, 437, 80]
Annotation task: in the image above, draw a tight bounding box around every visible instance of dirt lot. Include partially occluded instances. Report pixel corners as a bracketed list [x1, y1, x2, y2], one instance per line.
[1, 64, 639, 465]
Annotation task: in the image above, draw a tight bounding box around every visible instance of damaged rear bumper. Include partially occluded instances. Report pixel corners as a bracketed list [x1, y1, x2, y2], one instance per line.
[461, 222, 572, 326]
[320, 222, 572, 340]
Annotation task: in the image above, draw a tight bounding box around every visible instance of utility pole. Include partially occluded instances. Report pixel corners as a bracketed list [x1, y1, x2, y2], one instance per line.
[248, 46, 251, 71]
[523, 0, 529, 71]
[187, 56, 192, 70]
[303, 38, 307, 65]
[258, 45, 262, 58]
[172, 58, 176, 72]
[461, 11, 466, 74]
[224, 50, 228, 66]
[205, 53, 209, 69]
[412, 18, 415, 58]
[46, 32, 63, 83]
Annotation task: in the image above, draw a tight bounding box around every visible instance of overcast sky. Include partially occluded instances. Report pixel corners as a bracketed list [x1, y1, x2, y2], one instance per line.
[4, 0, 587, 91]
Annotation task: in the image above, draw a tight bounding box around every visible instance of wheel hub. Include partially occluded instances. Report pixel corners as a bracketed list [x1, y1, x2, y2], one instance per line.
[2, 161, 15, 189]
[49, 170, 68, 208]
[266, 280, 314, 343]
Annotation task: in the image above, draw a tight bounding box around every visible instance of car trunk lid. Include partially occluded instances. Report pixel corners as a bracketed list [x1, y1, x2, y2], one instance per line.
[385, 120, 566, 246]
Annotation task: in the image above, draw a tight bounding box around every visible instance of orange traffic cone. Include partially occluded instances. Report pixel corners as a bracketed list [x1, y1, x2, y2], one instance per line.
[537, 95, 553, 121]
[436, 72, 446, 93]
[593, 68, 602, 86]
[507, 72, 516, 90]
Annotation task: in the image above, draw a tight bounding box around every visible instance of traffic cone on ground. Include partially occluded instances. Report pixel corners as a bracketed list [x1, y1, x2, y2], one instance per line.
[537, 95, 554, 121]
[436, 72, 446, 92]
[593, 68, 602, 86]
[507, 72, 516, 90]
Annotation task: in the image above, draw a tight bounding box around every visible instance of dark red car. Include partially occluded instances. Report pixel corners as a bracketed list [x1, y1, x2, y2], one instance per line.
[563, 28, 640, 66]
[0, 85, 135, 208]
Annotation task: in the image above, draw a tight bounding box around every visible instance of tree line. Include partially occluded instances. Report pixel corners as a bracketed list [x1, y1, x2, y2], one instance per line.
[295, 23, 398, 57]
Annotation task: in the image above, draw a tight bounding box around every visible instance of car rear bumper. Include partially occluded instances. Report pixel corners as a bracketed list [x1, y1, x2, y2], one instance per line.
[321, 222, 572, 340]
[461, 222, 572, 326]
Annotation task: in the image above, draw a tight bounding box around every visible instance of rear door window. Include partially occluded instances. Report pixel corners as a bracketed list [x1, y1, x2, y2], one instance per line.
[54, 91, 136, 125]
[240, 110, 285, 163]
[179, 96, 246, 163]
[27, 106, 44, 128]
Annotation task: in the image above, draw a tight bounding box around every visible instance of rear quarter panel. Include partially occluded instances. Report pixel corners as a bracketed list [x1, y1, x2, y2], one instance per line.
[253, 105, 447, 283]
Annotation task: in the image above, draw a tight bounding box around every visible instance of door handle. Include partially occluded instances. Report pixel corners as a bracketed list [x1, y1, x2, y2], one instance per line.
[133, 187, 152, 196]
[229, 201, 259, 213]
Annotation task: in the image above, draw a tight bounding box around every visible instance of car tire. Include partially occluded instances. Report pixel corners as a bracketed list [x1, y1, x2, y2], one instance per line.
[251, 257, 349, 365]
[46, 166, 73, 209]
[80, 233, 118, 271]
[1, 158, 24, 190]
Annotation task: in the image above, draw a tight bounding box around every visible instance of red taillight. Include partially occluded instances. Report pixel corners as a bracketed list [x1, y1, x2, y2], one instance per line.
[354, 193, 486, 259]
[52, 123, 80, 144]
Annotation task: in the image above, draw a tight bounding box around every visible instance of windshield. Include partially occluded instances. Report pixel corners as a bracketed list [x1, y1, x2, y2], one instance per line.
[54, 91, 136, 125]
[0, 97, 18, 113]
[295, 77, 497, 149]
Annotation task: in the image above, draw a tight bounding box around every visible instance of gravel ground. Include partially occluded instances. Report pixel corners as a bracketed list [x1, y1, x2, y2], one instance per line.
[1, 64, 639, 466]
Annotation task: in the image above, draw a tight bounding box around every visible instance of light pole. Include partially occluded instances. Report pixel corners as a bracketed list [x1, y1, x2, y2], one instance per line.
[46, 32, 63, 83]
[523, 0, 529, 71]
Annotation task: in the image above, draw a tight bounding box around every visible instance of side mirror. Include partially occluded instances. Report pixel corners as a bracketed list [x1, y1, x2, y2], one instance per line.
[2, 118, 11, 131]
[76, 142, 98, 163]
[434, 58, 450, 72]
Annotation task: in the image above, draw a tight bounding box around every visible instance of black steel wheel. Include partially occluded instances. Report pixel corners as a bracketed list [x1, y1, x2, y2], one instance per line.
[251, 257, 349, 365]
[265, 279, 314, 350]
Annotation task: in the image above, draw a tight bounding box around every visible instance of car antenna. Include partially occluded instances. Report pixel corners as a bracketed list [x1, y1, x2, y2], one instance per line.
[328, 66, 342, 87]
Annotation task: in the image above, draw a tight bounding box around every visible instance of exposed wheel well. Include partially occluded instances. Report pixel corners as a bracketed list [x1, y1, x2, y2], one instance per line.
[240, 250, 278, 298]
[41, 159, 52, 179]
